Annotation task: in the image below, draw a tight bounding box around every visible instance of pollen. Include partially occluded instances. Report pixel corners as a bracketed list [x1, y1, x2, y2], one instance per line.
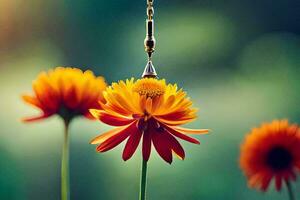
[133, 78, 166, 98]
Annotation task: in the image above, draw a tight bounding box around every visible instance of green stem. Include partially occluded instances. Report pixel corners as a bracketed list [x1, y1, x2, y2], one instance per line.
[61, 120, 70, 200]
[139, 159, 148, 200]
[286, 180, 295, 200]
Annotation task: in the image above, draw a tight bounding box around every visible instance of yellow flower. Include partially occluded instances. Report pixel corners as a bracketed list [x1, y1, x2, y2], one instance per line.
[90, 78, 209, 163]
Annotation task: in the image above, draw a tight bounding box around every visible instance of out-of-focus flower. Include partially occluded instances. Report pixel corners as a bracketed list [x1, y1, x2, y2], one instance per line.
[22, 66, 107, 200]
[240, 120, 300, 191]
[22, 67, 107, 122]
[90, 78, 209, 164]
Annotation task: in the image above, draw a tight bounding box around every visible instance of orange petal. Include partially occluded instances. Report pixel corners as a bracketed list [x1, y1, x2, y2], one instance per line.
[155, 110, 196, 121]
[112, 93, 137, 113]
[89, 109, 101, 119]
[100, 101, 132, 116]
[84, 111, 97, 120]
[33, 79, 58, 111]
[164, 124, 200, 144]
[172, 126, 209, 135]
[96, 122, 137, 152]
[164, 95, 176, 108]
[154, 116, 195, 126]
[22, 95, 42, 109]
[151, 95, 163, 113]
[90, 126, 127, 144]
[145, 98, 153, 113]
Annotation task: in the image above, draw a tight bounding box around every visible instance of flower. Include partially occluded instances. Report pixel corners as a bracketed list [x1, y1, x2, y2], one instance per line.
[90, 78, 209, 164]
[22, 67, 107, 122]
[240, 120, 300, 191]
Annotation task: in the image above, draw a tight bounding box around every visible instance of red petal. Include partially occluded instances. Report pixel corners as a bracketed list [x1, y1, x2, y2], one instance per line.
[261, 175, 272, 191]
[90, 126, 127, 144]
[22, 113, 52, 122]
[151, 128, 173, 164]
[162, 131, 185, 160]
[90, 109, 135, 126]
[164, 125, 200, 144]
[63, 85, 79, 109]
[290, 171, 297, 181]
[142, 130, 152, 161]
[275, 176, 282, 191]
[33, 80, 59, 112]
[84, 111, 97, 120]
[96, 122, 137, 152]
[122, 129, 142, 161]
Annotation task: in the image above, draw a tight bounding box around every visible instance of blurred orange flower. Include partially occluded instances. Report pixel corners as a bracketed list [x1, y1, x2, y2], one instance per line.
[90, 78, 209, 164]
[240, 120, 300, 191]
[22, 67, 107, 122]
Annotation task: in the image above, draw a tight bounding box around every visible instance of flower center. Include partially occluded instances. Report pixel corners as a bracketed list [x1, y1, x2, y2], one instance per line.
[266, 146, 293, 171]
[133, 78, 166, 98]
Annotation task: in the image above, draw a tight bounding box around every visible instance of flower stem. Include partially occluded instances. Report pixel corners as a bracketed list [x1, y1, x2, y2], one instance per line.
[286, 180, 295, 200]
[61, 120, 70, 200]
[139, 159, 148, 200]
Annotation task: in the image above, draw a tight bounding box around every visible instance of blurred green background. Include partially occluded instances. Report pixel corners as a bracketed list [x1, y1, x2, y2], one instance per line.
[0, 0, 300, 199]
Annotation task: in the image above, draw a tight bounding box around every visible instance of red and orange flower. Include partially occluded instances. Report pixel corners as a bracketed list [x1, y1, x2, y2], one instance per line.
[240, 120, 300, 191]
[22, 67, 107, 122]
[90, 78, 209, 163]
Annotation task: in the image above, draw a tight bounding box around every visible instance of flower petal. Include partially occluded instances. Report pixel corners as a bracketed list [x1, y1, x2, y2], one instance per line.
[84, 111, 97, 120]
[22, 113, 52, 122]
[275, 175, 282, 191]
[96, 122, 137, 152]
[33, 78, 59, 112]
[172, 126, 209, 135]
[23, 67, 107, 122]
[90, 126, 127, 144]
[151, 95, 163, 114]
[162, 131, 185, 160]
[154, 116, 195, 126]
[261, 175, 272, 191]
[122, 128, 142, 161]
[100, 101, 132, 116]
[145, 98, 153, 113]
[63, 84, 80, 109]
[90, 109, 135, 126]
[164, 124, 200, 144]
[142, 130, 152, 161]
[22, 95, 42, 109]
[151, 128, 173, 164]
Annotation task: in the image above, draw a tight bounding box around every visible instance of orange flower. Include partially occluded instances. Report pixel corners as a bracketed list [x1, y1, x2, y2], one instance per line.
[22, 67, 107, 122]
[240, 120, 300, 191]
[90, 78, 209, 163]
